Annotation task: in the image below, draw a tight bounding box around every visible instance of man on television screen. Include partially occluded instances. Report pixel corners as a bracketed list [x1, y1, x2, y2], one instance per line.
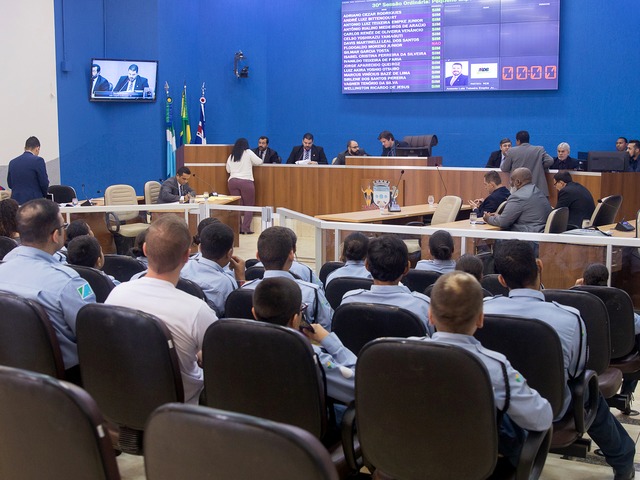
[90, 64, 111, 96]
[114, 64, 149, 95]
[445, 62, 468, 87]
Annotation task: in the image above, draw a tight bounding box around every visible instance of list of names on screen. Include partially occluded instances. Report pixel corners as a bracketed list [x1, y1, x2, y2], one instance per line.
[342, 0, 560, 94]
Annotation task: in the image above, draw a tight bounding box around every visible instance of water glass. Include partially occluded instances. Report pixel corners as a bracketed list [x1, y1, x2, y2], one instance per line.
[427, 195, 435, 206]
[469, 212, 478, 224]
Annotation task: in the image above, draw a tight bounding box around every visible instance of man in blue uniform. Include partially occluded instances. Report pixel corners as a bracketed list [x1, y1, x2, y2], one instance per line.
[7, 136, 49, 205]
[253, 277, 356, 403]
[0, 199, 96, 383]
[180, 222, 245, 316]
[341, 234, 431, 333]
[421, 271, 552, 468]
[242, 226, 333, 331]
[484, 240, 636, 480]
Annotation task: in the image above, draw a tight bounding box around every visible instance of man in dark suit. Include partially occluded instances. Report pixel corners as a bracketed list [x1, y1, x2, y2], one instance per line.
[444, 62, 468, 87]
[485, 138, 512, 168]
[113, 64, 149, 94]
[7, 136, 49, 205]
[377, 130, 408, 156]
[157, 167, 196, 203]
[252, 136, 281, 164]
[550, 142, 578, 170]
[469, 170, 510, 215]
[90, 64, 111, 96]
[553, 171, 595, 229]
[501, 130, 553, 197]
[334, 139, 368, 165]
[286, 133, 328, 164]
[626, 140, 640, 172]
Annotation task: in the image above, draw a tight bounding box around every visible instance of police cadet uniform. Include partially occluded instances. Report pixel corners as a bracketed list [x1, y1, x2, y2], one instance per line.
[415, 259, 456, 274]
[242, 270, 334, 331]
[484, 288, 636, 478]
[325, 260, 372, 286]
[341, 284, 432, 334]
[0, 245, 96, 370]
[255, 260, 324, 289]
[310, 333, 357, 403]
[180, 255, 238, 317]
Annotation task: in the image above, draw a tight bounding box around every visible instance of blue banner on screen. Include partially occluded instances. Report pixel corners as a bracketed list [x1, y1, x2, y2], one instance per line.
[342, 0, 560, 94]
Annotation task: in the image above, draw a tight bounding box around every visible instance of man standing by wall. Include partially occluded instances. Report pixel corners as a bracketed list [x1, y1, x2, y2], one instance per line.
[7, 137, 49, 205]
[501, 130, 553, 197]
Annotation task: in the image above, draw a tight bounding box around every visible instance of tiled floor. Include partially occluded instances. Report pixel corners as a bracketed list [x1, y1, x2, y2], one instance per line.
[115, 224, 640, 479]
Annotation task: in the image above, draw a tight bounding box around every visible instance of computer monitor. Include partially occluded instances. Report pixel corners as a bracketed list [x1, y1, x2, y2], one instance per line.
[586, 151, 627, 172]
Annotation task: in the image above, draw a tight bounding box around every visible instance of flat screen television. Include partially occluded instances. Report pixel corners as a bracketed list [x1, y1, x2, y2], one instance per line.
[586, 151, 628, 172]
[342, 0, 560, 94]
[90, 59, 158, 102]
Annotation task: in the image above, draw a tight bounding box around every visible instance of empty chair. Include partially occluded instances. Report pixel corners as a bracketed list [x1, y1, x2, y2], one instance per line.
[324, 276, 373, 310]
[397, 134, 438, 157]
[481, 273, 509, 296]
[76, 303, 184, 455]
[544, 207, 569, 233]
[0, 235, 18, 260]
[344, 338, 551, 480]
[429, 195, 463, 225]
[332, 303, 426, 354]
[144, 180, 161, 205]
[104, 184, 149, 255]
[401, 269, 441, 293]
[224, 288, 255, 319]
[590, 194, 623, 227]
[48, 184, 77, 204]
[102, 254, 145, 282]
[67, 265, 116, 303]
[0, 366, 121, 480]
[145, 404, 338, 480]
[0, 291, 65, 379]
[319, 261, 345, 287]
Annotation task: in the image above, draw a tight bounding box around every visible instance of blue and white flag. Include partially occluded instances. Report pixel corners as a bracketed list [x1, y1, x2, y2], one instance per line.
[195, 95, 206, 144]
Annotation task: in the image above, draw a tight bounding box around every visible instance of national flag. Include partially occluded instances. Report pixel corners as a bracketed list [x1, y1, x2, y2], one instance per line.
[195, 95, 207, 145]
[180, 84, 192, 146]
[165, 92, 177, 177]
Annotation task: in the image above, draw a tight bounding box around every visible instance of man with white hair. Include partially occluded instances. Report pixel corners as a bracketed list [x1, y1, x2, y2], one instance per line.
[551, 142, 578, 170]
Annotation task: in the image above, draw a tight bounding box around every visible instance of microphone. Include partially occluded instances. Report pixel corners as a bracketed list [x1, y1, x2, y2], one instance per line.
[191, 173, 217, 197]
[80, 183, 93, 206]
[435, 162, 448, 196]
[388, 170, 405, 212]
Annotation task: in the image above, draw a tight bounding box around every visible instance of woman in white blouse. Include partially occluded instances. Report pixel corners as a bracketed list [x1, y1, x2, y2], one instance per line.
[226, 138, 263, 234]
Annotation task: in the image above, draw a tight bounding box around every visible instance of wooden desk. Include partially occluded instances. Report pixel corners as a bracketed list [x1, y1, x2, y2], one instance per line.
[316, 204, 471, 224]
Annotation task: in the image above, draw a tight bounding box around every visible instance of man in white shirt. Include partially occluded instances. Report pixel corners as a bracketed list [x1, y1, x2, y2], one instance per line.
[105, 215, 218, 404]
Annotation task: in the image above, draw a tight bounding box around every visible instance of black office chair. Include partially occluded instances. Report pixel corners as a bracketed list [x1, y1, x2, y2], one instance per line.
[397, 134, 438, 157]
[544, 289, 623, 406]
[48, 184, 77, 204]
[545, 207, 569, 233]
[102, 254, 145, 282]
[145, 404, 339, 480]
[76, 303, 184, 455]
[0, 291, 66, 379]
[332, 302, 426, 355]
[475, 314, 598, 458]
[343, 338, 551, 480]
[245, 258, 260, 269]
[0, 366, 121, 480]
[224, 288, 255, 319]
[0, 236, 18, 260]
[590, 195, 623, 227]
[401, 269, 441, 293]
[481, 274, 509, 296]
[319, 261, 345, 288]
[325, 276, 373, 310]
[245, 265, 265, 280]
[176, 277, 208, 302]
[67, 265, 116, 303]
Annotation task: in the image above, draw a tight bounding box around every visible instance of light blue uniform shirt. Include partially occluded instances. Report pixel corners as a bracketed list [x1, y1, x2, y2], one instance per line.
[181, 255, 238, 317]
[418, 332, 552, 431]
[341, 284, 432, 334]
[483, 289, 587, 419]
[312, 332, 357, 403]
[326, 260, 372, 286]
[415, 259, 456, 274]
[242, 270, 334, 331]
[0, 246, 97, 369]
[255, 260, 323, 290]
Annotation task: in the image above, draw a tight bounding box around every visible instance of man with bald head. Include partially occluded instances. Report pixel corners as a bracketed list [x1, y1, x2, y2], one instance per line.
[483, 168, 551, 232]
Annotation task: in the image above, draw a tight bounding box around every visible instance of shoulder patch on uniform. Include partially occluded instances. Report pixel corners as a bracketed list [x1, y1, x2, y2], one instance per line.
[77, 283, 94, 300]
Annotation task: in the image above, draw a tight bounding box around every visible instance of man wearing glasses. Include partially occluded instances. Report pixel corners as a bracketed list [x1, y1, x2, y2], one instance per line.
[0, 199, 96, 384]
